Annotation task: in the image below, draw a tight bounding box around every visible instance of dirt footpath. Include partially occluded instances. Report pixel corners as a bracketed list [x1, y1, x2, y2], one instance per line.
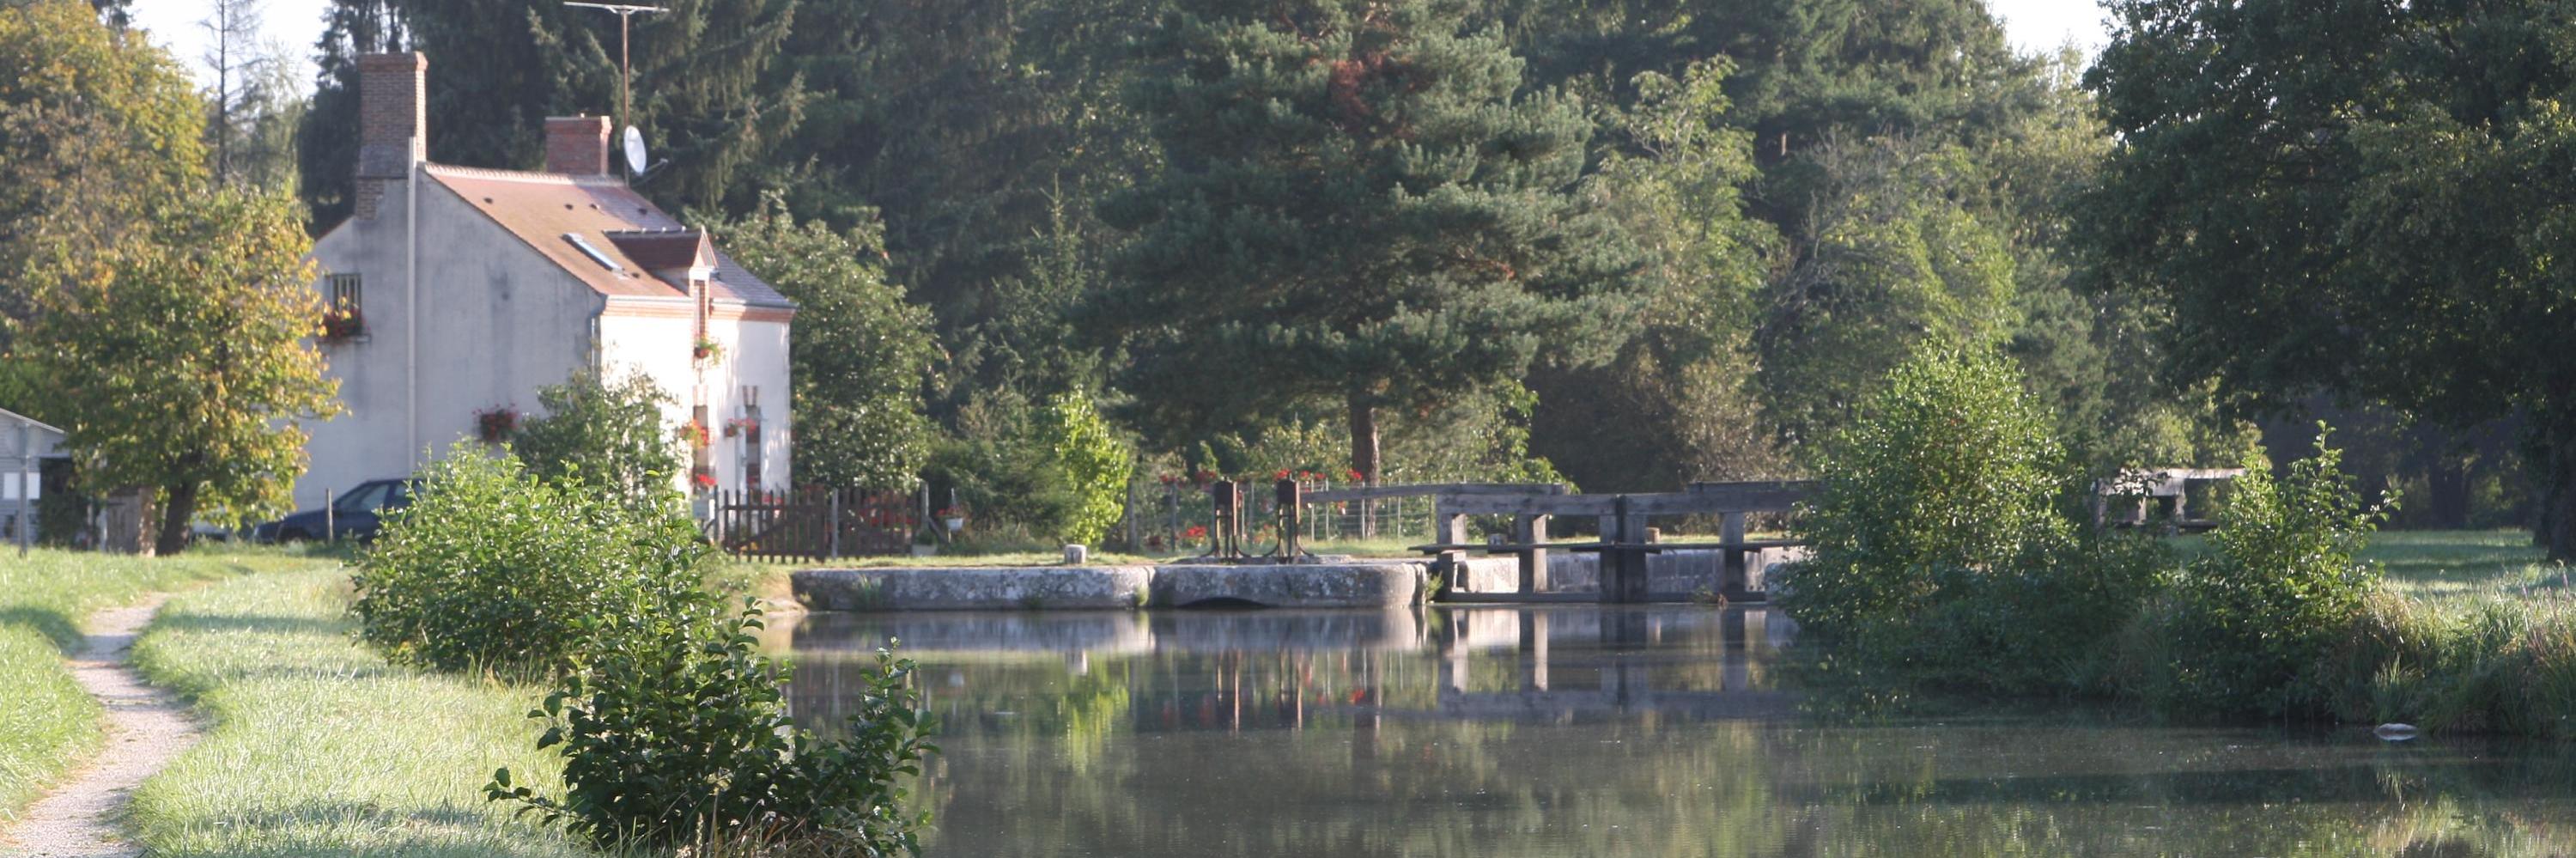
[2, 593, 198, 857]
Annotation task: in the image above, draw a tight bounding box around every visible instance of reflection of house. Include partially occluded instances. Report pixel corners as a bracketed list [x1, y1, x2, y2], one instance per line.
[297, 52, 793, 508]
[0, 406, 67, 545]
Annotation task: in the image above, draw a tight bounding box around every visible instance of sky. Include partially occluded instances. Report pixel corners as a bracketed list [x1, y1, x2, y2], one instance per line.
[128, 0, 2117, 88]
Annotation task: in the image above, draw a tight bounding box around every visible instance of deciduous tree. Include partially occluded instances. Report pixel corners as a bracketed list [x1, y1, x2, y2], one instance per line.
[710, 195, 939, 490]
[0, 0, 205, 340]
[2083, 0, 2576, 558]
[18, 187, 340, 554]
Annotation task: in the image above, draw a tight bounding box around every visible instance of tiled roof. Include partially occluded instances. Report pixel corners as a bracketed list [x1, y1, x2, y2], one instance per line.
[422, 165, 793, 309]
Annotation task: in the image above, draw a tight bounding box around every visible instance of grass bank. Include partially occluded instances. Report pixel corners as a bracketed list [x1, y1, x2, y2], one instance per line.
[2324, 530, 2576, 735]
[125, 568, 591, 857]
[0, 548, 324, 819]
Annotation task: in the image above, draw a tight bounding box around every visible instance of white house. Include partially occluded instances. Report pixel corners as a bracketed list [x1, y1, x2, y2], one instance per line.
[298, 52, 793, 509]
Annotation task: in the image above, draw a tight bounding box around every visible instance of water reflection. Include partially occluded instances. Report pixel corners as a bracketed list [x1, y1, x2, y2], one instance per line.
[786, 606, 2576, 857]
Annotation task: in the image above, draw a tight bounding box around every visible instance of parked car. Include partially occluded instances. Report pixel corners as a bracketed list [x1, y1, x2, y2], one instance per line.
[249, 478, 416, 544]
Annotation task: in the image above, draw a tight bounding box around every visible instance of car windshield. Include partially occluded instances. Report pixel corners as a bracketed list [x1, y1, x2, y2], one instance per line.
[333, 483, 392, 514]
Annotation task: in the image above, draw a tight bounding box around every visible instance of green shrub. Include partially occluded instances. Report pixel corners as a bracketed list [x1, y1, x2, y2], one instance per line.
[2138, 431, 2391, 717]
[488, 594, 936, 855]
[351, 445, 708, 677]
[510, 368, 686, 508]
[1775, 346, 2162, 693]
[927, 389, 1133, 545]
[1037, 392, 1132, 545]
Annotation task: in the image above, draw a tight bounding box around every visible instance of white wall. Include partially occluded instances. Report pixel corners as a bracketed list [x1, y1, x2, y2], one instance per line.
[596, 308, 793, 495]
[301, 173, 603, 509]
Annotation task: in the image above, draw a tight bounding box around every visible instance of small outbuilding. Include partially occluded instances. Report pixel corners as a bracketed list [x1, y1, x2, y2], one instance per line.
[0, 406, 68, 548]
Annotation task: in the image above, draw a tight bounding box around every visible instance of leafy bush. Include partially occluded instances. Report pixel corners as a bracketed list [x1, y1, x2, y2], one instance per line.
[2137, 432, 2391, 716]
[1774, 346, 2162, 692]
[1036, 392, 1132, 545]
[488, 593, 935, 855]
[927, 389, 1133, 545]
[712, 194, 939, 490]
[509, 368, 685, 508]
[351, 445, 708, 677]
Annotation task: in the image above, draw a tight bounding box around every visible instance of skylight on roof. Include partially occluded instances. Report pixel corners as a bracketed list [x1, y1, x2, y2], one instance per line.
[562, 234, 623, 271]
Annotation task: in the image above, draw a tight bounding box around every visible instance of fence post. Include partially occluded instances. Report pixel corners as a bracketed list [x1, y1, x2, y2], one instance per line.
[829, 489, 843, 560]
[323, 488, 335, 545]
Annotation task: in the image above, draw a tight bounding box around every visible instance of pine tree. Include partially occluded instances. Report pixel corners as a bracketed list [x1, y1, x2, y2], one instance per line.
[1093, 0, 1645, 480]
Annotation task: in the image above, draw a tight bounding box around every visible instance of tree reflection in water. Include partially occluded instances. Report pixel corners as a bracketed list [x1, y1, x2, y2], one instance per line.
[784, 606, 2576, 857]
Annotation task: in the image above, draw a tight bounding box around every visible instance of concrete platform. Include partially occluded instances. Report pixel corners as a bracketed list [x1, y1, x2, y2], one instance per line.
[793, 561, 1430, 612]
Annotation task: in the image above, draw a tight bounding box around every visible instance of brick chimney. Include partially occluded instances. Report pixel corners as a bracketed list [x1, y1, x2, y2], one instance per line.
[354, 52, 426, 219]
[545, 116, 611, 176]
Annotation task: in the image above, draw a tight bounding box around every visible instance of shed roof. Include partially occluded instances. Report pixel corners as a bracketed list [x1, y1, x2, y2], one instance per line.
[0, 406, 64, 436]
[421, 164, 793, 309]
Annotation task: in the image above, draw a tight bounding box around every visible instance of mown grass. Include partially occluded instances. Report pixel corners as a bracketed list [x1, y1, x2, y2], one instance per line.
[2365, 529, 2568, 599]
[125, 568, 592, 858]
[0, 548, 322, 819]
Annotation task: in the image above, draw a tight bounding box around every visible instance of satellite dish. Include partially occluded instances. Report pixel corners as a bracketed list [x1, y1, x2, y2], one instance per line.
[622, 125, 648, 174]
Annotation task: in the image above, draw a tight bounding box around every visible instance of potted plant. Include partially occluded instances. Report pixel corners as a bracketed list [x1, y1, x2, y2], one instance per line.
[472, 406, 518, 444]
[320, 306, 366, 343]
[692, 337, 723, 362]
[677, 420, 710, 448]
[938, 506, 966, 533]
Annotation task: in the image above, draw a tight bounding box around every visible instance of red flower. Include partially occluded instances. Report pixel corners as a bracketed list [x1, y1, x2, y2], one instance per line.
[1273, 469, 1291, 480]
[1346, 469, 1366, 483]
[690, 472, 716, 489]
[1184, 525, 1208, 539]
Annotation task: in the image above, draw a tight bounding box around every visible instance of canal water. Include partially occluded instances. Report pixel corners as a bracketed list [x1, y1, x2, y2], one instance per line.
[784, 606, 2576, 857]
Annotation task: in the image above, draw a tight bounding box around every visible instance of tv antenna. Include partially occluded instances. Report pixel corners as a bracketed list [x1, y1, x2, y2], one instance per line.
[563, 3, 665, 177]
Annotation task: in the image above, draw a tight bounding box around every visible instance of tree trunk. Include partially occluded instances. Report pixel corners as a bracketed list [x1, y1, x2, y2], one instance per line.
[1349, 393, 1380, 539]
[154, 482, 197, 557]
[2425, 454, 2470, 530]
[2533, 405, 2576, 562]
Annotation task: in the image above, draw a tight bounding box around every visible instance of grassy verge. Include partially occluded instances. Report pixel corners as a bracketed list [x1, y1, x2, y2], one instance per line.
[2317, 531, 2576, 734]
[0, 548, 322, 819]
[125, 568, 592, 857]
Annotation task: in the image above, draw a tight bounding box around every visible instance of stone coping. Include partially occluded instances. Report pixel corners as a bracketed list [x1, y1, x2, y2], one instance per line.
[793, 562, 1428, 612]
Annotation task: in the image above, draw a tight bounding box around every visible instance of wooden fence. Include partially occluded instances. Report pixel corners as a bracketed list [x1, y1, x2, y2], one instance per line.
[706, 488, 916, 562]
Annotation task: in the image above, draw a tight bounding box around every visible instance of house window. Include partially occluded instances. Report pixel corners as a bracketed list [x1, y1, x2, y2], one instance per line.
[323, 273, 365, 339]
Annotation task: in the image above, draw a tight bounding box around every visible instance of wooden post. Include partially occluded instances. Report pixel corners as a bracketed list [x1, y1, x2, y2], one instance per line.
[1602, 496, 1650, 604]
[1513, 514, 1549, 594]
[324, 488, 335, 545]
[1721, 511, 1748, 599]
[1432, 495, 1468, 597]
